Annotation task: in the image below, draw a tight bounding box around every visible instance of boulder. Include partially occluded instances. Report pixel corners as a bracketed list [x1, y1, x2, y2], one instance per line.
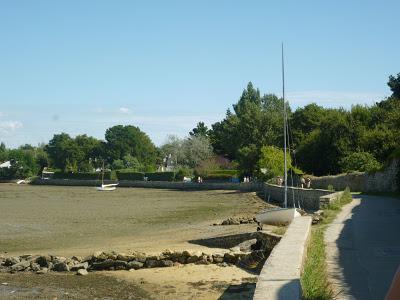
[30, 262, 41, 272]
[159, 260, 173, 267]
[36, 267, 48, 274]
[76, 269, 88, 276]
[11, 260, 30, 271]
[35, 255, 51, 268]
[92, 251, 108, 261]
[91, 259, 127, 270]
[223, 253, 238, 264]
[186, 255, 200, 264]
[53, 262, 70, 272]
[127, 261, 143, 270]
[144, 259, 161, 268]
[212, 253, 224, 264]
[117, 253, 136, 262]
[70, 262, 89, 271]
[5, 257, 20, 266]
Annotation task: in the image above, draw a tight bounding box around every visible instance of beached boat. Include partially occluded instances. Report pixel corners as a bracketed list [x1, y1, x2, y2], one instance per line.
[256, 44, 300, 225]
[96, 162, 118, 191]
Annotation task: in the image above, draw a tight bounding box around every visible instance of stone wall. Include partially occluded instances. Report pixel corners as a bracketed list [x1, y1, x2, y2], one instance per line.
[31, 179, 341, 210]
[262, 183, 335, 211]
[310, 159, 399, 192]
[31, 178, 262, 192]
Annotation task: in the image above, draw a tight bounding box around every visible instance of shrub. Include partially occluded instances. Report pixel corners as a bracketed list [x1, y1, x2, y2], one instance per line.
[175, 167, 193, 181]
[53, 171, 111, 180]
[116, 170, 145, 181]
[340, 152, 382, 173]
[146, 172, 175, 181]
[202, 169, 238, 181]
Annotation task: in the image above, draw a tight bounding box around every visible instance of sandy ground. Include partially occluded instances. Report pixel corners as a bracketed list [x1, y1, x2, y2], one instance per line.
[0, 183, 271, 299]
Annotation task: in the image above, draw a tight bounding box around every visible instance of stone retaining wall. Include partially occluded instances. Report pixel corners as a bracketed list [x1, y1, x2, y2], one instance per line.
[253, 216, 312, 300]
[31, 178, 262, 192]
[262, 184, 335, 211]
[310, 159, 399, 192]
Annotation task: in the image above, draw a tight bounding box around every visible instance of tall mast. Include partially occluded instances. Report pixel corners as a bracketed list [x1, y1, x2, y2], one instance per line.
[282, 43, 288, 208]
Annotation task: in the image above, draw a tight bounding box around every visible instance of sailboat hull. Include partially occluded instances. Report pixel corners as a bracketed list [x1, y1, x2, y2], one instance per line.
[256, 207, 300, 225]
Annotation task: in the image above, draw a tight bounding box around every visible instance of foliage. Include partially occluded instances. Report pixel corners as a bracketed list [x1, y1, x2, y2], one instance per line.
[174, 167, 192, 181]
[388, 73, 400, 98]
[116, 170, 145, 181]
[105, 125, 157, 170]
[202, 169, 238, 181]
[339, 152, 382, 173]
[189, 122, 209, 137]
[146, 172, 175, 181]
[160, 135, 213, 169]
[52, 171, 111, 180]
[257, 146, 292, 180]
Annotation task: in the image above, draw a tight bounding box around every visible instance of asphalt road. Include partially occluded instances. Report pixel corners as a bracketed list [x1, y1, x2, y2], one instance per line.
[325, 194, 400, 300]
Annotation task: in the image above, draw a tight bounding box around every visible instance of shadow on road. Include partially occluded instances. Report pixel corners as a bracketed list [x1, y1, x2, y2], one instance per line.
[336, 195, 400, 299]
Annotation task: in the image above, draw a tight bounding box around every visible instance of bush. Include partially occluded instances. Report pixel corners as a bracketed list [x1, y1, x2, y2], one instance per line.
[202, 169, 238, 181]
[175, 167, 193, 181]
[53, 171, 111, 180]
[146, 172, 175, 181]
[340, 152, 382, 173]
[116, 170, 145, 181]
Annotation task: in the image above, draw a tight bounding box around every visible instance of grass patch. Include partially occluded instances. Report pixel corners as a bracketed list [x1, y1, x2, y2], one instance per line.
[301, 188, 352, 300]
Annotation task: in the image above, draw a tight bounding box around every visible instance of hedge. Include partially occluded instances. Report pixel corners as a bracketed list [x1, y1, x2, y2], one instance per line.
[116, 170, 145, 181]
[203, 170, 238, 181]
[146, 172, 175, 181]
[52, 171, 111, 180]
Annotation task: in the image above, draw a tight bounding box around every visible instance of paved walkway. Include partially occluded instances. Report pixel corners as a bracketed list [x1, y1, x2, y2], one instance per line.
[325, 195, 400, 300]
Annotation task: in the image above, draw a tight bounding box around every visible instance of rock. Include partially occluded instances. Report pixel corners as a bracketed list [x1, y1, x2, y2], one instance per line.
[70, 262, 89, 271]
[76, 269, 88, 276]
[71, 256, 82, 262]
[212, 254, 224, 263]
[173, 262, 181, 267]
[11, 260, 30, 271]
[133, 252, 147, 263]
[47, 262, 54, 271]
[195, 255, 210, 265]
[223, 253, 238, 264]
[91, 259, 127, 270]
[159, 260, 173, 267]
[92, 251, 108, 261]
[30, 262, 41, 272]
[236, 239, 257, 252]
[186, 255, 200, 264]
[218, 262, 229, 267]
[5, 257, 20, 266]
[35, 255, 51, 268]
[52, 256, 67, 264]
[53, 262, 70, 272]
[117, 253, 135, 262]
[144, 259, 161, 268]
[315, 210, 324, 216]
[127, 261, 143, 270]
[36, 268, 48, 274]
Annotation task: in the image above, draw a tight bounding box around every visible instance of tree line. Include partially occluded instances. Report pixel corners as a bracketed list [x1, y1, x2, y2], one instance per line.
[1, 73, 399, 180]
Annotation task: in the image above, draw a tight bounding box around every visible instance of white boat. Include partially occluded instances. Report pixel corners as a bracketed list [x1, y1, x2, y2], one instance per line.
[256, 44, 300, 226]
[256, 207, 300, 225]
[96, 183, 118, 191]
[96, 162, 118, 191]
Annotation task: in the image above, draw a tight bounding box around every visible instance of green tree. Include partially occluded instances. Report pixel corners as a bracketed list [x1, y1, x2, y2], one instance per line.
[105, 125, 157, 170]
[189, 122, 209, 137]
[388, 73, 400, 98]
[340, 152, 381, 173]
[257, 145, 292, 180]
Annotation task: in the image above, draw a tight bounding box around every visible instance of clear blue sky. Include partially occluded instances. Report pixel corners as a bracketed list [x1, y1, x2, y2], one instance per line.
[1, 0, 399, 148]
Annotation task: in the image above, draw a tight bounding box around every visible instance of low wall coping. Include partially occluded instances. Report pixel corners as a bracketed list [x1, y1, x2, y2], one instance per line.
[253, 216, 312, 300]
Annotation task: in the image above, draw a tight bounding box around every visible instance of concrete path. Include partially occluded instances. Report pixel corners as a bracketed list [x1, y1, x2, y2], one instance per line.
[325, 195, 400, 300]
